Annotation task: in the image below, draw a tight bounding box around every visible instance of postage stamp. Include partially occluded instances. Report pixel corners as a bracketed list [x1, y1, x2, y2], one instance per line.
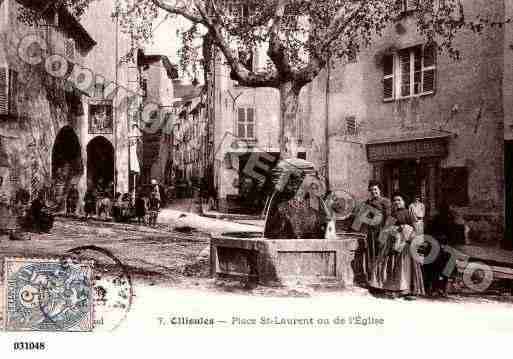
[3, 257, 94, 332]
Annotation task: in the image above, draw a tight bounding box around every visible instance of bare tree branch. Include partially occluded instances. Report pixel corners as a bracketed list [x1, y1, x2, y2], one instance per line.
[195, 0, 281, 88]
[267, 0, 292, 78]
[292, 1, 366, 90]
[150, 0, 206, 24]
[319, 1, 365, 57]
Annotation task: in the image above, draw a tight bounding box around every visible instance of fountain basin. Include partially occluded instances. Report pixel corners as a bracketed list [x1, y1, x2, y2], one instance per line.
[210, 232, 363, 287]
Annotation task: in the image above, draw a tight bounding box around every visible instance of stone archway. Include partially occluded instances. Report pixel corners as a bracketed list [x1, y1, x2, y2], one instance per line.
[52, 126, 83, 209]
[87, 136, 114, 194]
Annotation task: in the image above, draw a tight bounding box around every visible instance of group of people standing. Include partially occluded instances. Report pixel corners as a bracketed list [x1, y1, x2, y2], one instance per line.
[69, 179, 162, 226]
[357, 180, 467, 299]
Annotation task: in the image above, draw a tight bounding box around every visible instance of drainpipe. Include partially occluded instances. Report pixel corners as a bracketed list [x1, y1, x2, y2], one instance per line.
[324, 56, 331, 191]
[113, 13, 119, 196]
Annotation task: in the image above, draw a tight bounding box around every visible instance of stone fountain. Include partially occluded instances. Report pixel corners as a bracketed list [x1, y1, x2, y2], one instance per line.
[210, 159, 363, 287]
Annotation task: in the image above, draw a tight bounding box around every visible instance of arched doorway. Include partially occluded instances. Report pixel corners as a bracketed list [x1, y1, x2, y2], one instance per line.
[87, 136, 114, 194]
[52, 126, 83, 208]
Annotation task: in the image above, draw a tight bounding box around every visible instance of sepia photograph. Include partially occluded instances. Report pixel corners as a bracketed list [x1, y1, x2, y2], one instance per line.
[0, 0, 512, 357]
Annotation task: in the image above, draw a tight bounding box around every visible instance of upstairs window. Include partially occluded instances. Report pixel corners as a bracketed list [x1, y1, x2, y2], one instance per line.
[221, 0, 250, 20]
[0, 68, 18, 116]
[237, 107, 255, 139]
[345, 116, 359, 136]
[399, 0, 418, 13]
[383, 44, 436, 101]
[94, 82, 105, 98]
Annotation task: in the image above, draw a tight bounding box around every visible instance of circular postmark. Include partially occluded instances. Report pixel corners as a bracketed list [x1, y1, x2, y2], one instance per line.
[65, 245, 134, 332]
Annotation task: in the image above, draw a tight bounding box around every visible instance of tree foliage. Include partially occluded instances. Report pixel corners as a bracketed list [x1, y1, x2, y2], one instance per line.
[18, 0, 506, 93]
[111, 0, 502, 93]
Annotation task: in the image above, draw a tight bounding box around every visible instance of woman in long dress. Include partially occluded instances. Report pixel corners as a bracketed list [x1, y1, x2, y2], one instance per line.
[370, 193, 425, 298]
[355, 181, 391, 286]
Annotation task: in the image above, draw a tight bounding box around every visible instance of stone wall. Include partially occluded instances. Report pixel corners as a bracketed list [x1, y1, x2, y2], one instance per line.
[0, 0, 74, 203]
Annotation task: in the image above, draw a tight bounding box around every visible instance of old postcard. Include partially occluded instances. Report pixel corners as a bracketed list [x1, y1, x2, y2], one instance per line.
[1, 0, 513, 357]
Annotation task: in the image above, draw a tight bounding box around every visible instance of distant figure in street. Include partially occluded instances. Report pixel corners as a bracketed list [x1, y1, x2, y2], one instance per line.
[97, 193, 112, 220]
[0, 188, 16, 238]
[409, 194, 425, 234]
[135, 189, 147, 225]
[111, 192, 122, 221]
[148, 191, 160, 227]
[208, 185, 218, 211]
[30, 191, 51, 233]
[151, 179, 161, 201]
[66, 184, 79, 217]
[83, 188, 96, 220]
[106, 181, 114, 199]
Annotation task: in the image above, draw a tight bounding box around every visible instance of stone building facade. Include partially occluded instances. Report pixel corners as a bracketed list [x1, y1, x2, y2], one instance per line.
[208, 50, 298, 212]
[0, 0, 143, 212]
[0, 0, 96, 208]
[171, 80, 205, 195]
[138, 51, 178, 186]
[301, 0, 508, 245]
[79, 0, 142, 200]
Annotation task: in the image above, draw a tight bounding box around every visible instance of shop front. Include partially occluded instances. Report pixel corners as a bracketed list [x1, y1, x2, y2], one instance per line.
[366, 131, 452, 219]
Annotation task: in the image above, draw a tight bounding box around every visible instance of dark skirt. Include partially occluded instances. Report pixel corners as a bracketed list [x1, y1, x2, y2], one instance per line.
[84, 201, 96, 214]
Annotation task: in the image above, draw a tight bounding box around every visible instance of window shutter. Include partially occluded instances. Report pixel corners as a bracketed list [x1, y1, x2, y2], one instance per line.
[237, 107, 245, 138]
[423, 69, 435, 93]
[383, 54, 394, 101]
[399, 49, 411, 97]
[246, 108, 254, 138]
[0, 68, 7, 115]
[346, 116, 358, 136]
[10, 69, 18, 115]
[413, 47, 422, 94]
[422, 44, 436, 93]
[402, 0, 418, 12]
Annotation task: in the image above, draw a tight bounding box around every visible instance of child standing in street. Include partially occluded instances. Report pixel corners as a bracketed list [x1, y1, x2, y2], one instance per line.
[148, 191, 160, 227]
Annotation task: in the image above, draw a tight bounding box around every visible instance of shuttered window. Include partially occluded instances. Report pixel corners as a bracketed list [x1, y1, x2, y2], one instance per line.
[237, 107, 255, 139]
[383, 44, 436, 101]
[398, 0, 418, 12]
[0, 68, 7, 115]
[346, 116, 359, 136]
[383, 55, 394, 101]
[422, 43, 436, 93]
[9, 69, 18, 115]
[0, 68, 18, 116]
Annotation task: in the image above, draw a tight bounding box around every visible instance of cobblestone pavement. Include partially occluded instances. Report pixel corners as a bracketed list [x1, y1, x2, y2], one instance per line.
[0, 217, 210, 286]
